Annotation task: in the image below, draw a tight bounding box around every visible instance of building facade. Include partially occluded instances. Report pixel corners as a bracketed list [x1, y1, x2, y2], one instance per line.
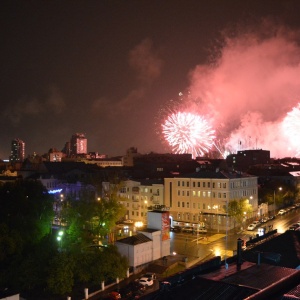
[164, 170, 258, 231]
[70, 133, 87, 155]
[9, 138, 25, 163]
[117, 179, 164, 223]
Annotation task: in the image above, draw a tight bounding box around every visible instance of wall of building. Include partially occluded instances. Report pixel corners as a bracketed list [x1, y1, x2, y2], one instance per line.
[164, 173, 258, 231]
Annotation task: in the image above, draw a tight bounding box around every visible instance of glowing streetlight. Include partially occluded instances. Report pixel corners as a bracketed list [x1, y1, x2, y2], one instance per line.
[57, 230, 64, 250]
[273, 187, 282, 216]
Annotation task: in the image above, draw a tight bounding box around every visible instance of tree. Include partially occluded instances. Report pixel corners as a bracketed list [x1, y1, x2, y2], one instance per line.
[226, 198, 253, 231]
[81, 245, 129, 285]
[0, 180, 54, 244]
[47, 252, 76, 295]
[60, 187, 126, 250]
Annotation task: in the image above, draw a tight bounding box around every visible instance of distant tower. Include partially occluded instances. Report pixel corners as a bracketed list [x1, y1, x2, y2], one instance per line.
[9, 138, 25, 163]
[70, 133, 87, 155]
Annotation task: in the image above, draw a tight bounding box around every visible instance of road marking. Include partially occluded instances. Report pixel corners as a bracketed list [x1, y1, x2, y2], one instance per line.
[196, 234, 226, 244]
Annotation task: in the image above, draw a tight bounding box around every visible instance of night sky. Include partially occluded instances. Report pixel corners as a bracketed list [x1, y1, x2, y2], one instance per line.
[1, 0, 300, 159]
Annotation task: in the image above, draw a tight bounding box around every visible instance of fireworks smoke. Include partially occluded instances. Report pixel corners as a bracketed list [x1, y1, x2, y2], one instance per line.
[184, 21, 300, 158]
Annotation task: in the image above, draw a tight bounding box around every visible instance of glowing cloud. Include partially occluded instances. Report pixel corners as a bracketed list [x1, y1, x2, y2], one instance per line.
[186, 22, 300, 158]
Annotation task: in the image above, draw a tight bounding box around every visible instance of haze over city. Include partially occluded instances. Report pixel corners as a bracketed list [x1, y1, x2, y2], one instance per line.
[1, 1, 300, 160]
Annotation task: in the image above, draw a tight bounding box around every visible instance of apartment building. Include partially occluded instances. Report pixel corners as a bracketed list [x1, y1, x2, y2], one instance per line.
[164, 170, 258, 231]
[117, 179, 164, 223]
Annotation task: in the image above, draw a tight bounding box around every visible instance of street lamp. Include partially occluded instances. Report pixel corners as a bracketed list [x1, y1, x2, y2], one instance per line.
[273, 187, 282, 216]
[57, 230, 64, 251]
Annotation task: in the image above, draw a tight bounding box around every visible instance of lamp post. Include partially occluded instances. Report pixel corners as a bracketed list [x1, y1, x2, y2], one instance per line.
[273, 187, 282, 216]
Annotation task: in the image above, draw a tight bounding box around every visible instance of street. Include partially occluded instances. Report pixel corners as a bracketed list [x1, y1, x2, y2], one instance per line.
[170, 207, 300, 262]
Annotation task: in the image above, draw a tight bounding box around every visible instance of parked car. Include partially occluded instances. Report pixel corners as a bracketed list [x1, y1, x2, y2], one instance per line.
[170, 226, 181, 232]
[139, 277, 153, 287]
[117, 287, 132, 299]
[194, 227, 208, 234]
[278, 209, 286, 215]
[128, 280, 147, 293]
[247, 224, 256, 231]
[288, 224, 300, 231]
[142, 272, 156, 280]
[252, 221, 260, 226]
[259, 217, 269, 223]
[182, 226, 193, 233]
[105, 291, 121, 300]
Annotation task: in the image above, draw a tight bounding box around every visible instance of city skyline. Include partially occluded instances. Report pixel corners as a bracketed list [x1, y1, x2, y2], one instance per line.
[1, 1, 300, 159]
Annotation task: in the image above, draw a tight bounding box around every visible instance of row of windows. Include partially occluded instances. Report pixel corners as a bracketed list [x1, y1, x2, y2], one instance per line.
[178, 202, 221, 210]
[178, 181, 227, 188]
[177, 190, 227, 198]
[131, 211, 145, 217]
[176, 189, 256, 198]
[177, 180, 257, 189]
[119, 187, 161, 194]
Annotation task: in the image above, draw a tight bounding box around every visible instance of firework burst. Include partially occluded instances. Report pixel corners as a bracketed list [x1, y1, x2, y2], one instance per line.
[282, 103, 300, 156]
[162, 111, 216, 158]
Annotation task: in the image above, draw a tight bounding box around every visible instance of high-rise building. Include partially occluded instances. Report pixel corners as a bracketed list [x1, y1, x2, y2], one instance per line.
[70, 133, 87, 155]
[9, 138, 25, 163]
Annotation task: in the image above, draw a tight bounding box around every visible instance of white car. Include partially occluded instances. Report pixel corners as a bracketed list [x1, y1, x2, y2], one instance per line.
[252, 221, 260, 226]
[247, 224, 256, 231]
[142, 272, 156, 280]
[139, 277, 153, 286]
[278, 209, 286, 215]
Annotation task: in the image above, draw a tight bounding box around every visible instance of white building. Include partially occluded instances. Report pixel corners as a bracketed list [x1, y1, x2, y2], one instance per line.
[115, 211, 170, 270]
[164, 170, 258, 231]
[117, 179, 164, 223]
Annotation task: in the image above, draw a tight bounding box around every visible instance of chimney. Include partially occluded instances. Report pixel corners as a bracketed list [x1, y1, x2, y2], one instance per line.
[237, 238, 243, 269]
